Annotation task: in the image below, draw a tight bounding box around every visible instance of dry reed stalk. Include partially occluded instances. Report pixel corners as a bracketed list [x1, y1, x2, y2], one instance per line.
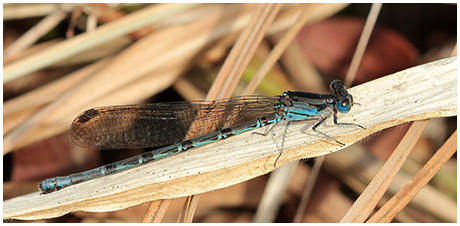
[173, 78, 206, 100]
[3, 49, 455, 223]
[3, 3, 80, 20]
[4, 3, 198, 82]
[244, 3, 348, 95]
[254, 161, 298, 222]
[88, 4, 154, 39]
[278, 40, 325, 92]
[176, 195, 200, 223]
[366, 130, 457, 222]
[141, 199, 172, 223]
[361, 44, 458, 223]
[4, 10, 67, 59]
[3, 39, 61, 65]
[292, 156, 325, 223]
[207, 4, 282, 100]
[4, 105, 42, 136]
[324, 141, 457, 222]
[344, 3, 382, 87]
[65, 6, 83, 38]
[340, 120, 429, 222]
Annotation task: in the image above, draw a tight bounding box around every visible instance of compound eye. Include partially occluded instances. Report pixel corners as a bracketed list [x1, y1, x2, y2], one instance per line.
[337, 99, 351, 113]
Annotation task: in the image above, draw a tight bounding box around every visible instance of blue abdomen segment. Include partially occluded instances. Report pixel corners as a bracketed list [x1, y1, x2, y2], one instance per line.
[38, 177, 71, 194]
[284, 102, 322, 121]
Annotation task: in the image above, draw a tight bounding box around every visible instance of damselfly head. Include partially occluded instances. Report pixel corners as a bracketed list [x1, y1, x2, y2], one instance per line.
[330, 80, 354, 113]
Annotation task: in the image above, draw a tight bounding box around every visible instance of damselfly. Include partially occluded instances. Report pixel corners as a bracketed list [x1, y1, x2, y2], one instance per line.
[38, 80, 364, 194]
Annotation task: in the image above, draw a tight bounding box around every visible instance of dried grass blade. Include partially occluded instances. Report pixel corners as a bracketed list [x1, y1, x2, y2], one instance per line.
[367, 130, 457, 223]
[4, 10, 67, 59]
[207, 3, 282, 100]
[4, 3, 198, 82]
[344, 3, 382, 87]
[254, 161, 297, 222]
[243, 3, 311, 95]
[141, 199, 172, 223]
[3, 3, 79, 20]
[340, 120, 430, 222]
[293, 156, 324, 223]
[176, 195, 200, 223]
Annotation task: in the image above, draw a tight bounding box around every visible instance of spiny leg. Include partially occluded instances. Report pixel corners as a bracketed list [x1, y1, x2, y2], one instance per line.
[251, 121, 290, 167]
[333, 113, 365, 130]
[311, 115, 345, 146]
[251, 123, 276, 137]
[273, 121, 292, 167]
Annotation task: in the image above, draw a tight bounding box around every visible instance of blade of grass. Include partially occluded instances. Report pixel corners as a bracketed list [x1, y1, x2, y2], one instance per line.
[278, 40, 325, 92]
[3, 3, 80, 20]
[88, 3, 154, 40]
[176, 195, 200, 223]
[244, 3, 348, 95]
[340, 119, 430, 222]
[4, 3, 199, 83]
[208, 3, 282, 100]
[4, 10, 67, 59]
[324, 134, 457, 222]
[253, 161, 297, 222]
[3, 57, 456, 220]
[141, 199, 172, 223]
[367, 130, 457, 223]
[344, 3, 382, 87]
[243, 3, 312, 95]
[293, 156, 325, 222]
